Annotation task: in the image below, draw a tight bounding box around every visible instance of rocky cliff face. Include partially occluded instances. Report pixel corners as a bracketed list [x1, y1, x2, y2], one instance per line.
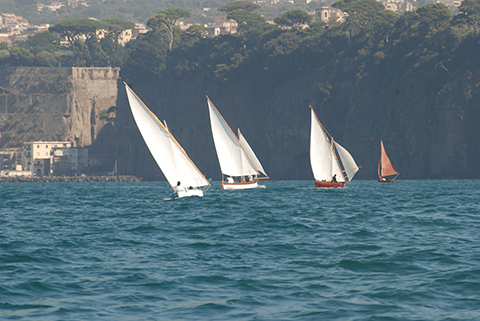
[3, 65, 475, 180]
[116, 63, 480, 180]
[0, 67, 119, 155]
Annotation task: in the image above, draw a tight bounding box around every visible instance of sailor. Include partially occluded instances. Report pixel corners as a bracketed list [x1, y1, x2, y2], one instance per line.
[226, 177, 234, 183]
[248, 175, 253, 182]
[173, 181, 186, 192]
[332, 174, 337, 183]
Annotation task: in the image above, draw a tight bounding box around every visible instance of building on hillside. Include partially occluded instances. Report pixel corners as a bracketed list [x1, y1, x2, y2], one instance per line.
[132, 23, 148, 38]
[380, 0, 414, 14]
[314, 7, 345, 24]
[176, 21, 193, 31]
[13, 34, 29, 42]
[0, 147, 18, 172]
[28, 24, 50, 33]
[0, 33, 12, 45]
[17, 141, 72, 176]
[117, 29, 132, 46]
[1, 14, 17, 28]
[68, 1, 90, 8]
[205, 17, 238, 37]
[37, 2, 64, 12]
[11, 141, 89, 176]
[51, 146, 88, 176]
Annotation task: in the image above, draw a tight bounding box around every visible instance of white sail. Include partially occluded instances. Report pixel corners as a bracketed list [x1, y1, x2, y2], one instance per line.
[125, 83, 210, 188]
[310, 108, 345, 182]
[238, 129, 267, 177]
[207, 98, 258, 177]
[334, 141, 359, 181]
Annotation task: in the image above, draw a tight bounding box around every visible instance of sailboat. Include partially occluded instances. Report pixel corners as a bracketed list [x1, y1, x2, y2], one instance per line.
[124, 83, 210, 198]
[207, 96, 269, 190]
[378, 139, 399, 182]
[310, 106, 360, 188]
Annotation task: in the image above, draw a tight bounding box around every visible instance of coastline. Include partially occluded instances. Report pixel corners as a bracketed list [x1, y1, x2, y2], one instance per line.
[0, 175, 141, 183]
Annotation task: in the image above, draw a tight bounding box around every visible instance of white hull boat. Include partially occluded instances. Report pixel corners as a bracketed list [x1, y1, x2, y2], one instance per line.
[207, 97, 269, 190]
[125, 83, 210, 199]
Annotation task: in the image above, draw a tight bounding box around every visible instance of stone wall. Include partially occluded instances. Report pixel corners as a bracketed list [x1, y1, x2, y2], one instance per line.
[0, 67, 119, 149]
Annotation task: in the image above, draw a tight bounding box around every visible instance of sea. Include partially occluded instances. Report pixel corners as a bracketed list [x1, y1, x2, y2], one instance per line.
[1, 180, 479, 320]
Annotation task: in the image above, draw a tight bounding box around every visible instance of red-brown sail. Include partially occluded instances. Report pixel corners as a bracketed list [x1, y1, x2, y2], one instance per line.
[379, 140, 398, 179]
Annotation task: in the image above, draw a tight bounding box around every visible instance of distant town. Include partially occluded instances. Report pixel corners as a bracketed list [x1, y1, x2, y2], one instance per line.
[0, 0, 462, 46]
[1, 141, 91, 177]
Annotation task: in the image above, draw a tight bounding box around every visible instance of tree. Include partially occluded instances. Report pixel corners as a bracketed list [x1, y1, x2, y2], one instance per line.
[458, 0, 480, 35]
[218, 1, 261, 13]
[227, 10, 269, 31]
[34, 51, 58, 67]
[332, 0, 396, 43]
[8, 47, 34, 66]
[49, 18, 108, 42]
[24, 31, 58, 54]
[186, 24, 209, 38]
[416, 3, 452, 32]
[101, 34, 128, 67]
[102, 18, 136, 39]
[274, 10, 312, 30]
[147, 8, 190, 51]
[86, 36, 108, 66]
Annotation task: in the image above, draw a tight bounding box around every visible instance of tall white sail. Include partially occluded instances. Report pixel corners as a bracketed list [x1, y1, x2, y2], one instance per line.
[238, 129, 267, 177]
[207, 98, 258, 177]
[334, 141, 359, 181]
[125, 83, 210, 188]
[310, 108, 345, 182]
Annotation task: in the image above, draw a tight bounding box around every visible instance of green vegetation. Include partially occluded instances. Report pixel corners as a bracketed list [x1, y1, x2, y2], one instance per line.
[0, 18, 133, 67]
[1, 0, 480, 109]
[218, 1, 261, 13]
[117, 0, 480, 93]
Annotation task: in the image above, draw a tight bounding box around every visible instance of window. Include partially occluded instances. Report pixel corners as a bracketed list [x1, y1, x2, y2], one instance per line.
[46, 145, 48, 148]
[46, 152, 48, 156]
[37, 152, 39, 156]
[37, 145, 40, 148]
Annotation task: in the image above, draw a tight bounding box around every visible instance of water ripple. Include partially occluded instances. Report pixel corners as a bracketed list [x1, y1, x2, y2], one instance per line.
[0, 180, 479, 320]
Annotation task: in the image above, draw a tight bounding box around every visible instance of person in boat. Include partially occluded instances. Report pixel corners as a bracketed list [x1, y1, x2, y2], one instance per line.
[226, 177, 234, 183]
[173, 181, 186, 193]
[247, 175, 253, 182]
[332, 174, 337, 183]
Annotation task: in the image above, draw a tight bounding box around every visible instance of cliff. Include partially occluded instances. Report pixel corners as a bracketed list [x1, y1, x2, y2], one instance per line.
[115, 64, 480, 180]
[0, 67, 119, 170]
[2, 66, 477, 180]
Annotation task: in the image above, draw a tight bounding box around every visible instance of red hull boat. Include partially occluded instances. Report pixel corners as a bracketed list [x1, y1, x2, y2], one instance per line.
[315, 180, 346, 188]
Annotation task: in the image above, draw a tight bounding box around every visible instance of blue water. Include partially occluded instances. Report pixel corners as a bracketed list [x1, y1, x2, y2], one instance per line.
[1, 180, 479, 320]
